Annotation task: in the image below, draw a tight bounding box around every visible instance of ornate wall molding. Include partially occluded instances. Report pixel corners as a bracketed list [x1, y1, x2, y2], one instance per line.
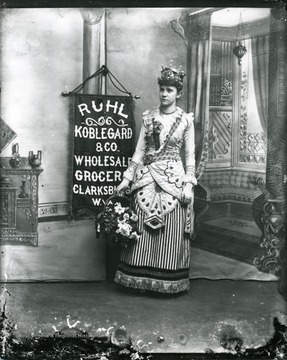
[212, 17, 272, 42]
[173, 13, 275, 43]
[38, 202, 69, 218]
[174, 8, 215, 44]
[187, 12, 211, 41]
[200, 169, 265, 203]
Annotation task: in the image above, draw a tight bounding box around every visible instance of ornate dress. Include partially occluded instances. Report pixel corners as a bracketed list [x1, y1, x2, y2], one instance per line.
[114, 106, 197, 293]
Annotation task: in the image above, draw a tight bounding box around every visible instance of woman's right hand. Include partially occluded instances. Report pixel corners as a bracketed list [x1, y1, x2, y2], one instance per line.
[116, 178, 130, 194]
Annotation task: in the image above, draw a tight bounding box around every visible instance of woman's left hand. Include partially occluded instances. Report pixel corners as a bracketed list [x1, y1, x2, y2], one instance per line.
[181, 183, 193, 204]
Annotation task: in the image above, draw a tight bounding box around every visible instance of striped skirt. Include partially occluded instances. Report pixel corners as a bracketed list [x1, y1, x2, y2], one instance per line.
[114, 190, 190, 294]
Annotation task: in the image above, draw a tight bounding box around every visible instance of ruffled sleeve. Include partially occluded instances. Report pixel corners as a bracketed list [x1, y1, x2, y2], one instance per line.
[122, 111, 148, 182]
[182, 112, 197, 186]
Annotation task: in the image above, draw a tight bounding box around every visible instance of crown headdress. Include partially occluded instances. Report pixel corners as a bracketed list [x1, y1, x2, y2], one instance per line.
[158, 63, 186, 90]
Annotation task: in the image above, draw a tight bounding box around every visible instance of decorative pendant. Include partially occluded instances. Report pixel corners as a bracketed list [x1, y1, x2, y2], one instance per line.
[233, 41, 247, 65]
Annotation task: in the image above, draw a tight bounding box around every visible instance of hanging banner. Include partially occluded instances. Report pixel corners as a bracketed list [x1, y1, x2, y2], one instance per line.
[70, 94, 134, 216]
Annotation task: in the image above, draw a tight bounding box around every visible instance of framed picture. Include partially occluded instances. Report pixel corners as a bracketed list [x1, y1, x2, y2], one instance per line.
[0, 1, 286, 359]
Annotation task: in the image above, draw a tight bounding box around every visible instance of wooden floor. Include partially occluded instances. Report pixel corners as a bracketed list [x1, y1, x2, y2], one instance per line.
[3, 279, 286, 353]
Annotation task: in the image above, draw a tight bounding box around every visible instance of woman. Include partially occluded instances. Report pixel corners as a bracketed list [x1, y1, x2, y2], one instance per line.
[115, 65, 197, 294]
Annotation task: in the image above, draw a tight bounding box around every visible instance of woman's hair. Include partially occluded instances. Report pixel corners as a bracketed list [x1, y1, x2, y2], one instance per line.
[157, 66, 186, 92]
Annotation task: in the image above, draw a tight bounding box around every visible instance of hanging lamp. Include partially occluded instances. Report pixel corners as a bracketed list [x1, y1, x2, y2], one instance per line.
[233, 13, 247, 65]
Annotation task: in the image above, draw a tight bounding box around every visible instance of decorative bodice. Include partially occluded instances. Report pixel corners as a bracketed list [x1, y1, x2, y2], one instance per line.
[122, 106, 197, 230]
[143, 107, 186, 158]
[123, 106, 197, 197]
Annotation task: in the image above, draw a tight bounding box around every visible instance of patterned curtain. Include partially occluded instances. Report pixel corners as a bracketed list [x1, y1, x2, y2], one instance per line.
[185, 12, 212, 180]
[171, 10, 213, 228]
[251, 35, 270, 135]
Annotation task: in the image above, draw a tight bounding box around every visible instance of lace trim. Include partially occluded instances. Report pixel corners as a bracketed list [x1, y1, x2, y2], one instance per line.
[114, 270, 190, 294]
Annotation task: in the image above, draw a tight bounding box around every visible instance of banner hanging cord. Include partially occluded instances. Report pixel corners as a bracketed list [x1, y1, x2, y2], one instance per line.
[107, 72, 130, 96]
[67, 68, 103, 94]
[61, 65, 139, 98]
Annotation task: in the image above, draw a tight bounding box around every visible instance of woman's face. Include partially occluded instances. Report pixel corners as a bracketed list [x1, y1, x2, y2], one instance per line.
[159, 85, 181, 107]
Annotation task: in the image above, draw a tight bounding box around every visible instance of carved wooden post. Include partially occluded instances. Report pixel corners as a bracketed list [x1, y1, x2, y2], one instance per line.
[266, 8, 287, 199]
[252, 8, 287, 275]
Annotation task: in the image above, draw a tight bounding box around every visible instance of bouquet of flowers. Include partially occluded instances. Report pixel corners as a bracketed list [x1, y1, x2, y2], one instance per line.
[97, 195, 141, 247]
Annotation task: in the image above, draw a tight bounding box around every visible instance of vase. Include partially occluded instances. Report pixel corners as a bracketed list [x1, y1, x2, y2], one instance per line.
[29, 155, 41, 169]
[9, 157, 20, 168]
[18, 180, 29, 198]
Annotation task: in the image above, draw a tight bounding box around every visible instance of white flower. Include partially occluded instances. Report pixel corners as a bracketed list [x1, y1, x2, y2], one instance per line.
[123, 213, 130, 220]
[130, 214, 138, 222]
[117, 218, 127, 226]
[120, 228, 131, 237]
[114, 202, 125, 214]
[117, 222, 132, 237]
[131, 231, 141, 241]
